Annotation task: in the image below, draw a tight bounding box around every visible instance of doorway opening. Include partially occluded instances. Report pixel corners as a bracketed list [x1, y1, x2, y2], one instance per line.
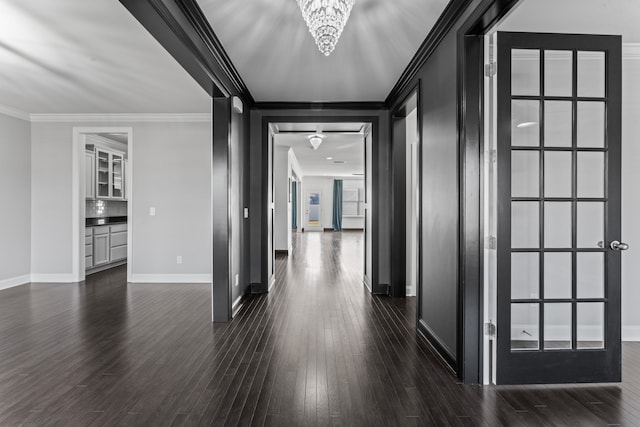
[270, 121, 371, 290]
[72, 127, 133, 283]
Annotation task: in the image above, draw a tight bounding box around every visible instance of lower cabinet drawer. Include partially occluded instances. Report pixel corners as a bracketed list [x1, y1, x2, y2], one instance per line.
[86, 255, 93, 269]
[110, 231, 127, 247]
[94, 225, 110, 236]
[85, 235, 93, 245]
[110, 245, 127, 262]
[110, 223, 128, 233]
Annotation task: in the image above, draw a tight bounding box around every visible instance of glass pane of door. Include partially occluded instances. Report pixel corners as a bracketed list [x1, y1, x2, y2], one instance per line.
[112, 154, 123, 199]
[307, 192, 321, 228]
[97, 150, 110, 198]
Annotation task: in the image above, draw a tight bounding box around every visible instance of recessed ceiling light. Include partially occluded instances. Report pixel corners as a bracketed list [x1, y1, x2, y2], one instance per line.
[326, 156, 333, 160]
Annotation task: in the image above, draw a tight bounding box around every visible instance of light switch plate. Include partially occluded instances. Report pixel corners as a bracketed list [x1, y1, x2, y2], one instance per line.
[244, 207, 249, 218]
[150, 207, 156, 216]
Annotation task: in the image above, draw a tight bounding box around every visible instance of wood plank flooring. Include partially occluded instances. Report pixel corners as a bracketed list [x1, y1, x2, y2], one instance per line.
[1, 230, 640, 425]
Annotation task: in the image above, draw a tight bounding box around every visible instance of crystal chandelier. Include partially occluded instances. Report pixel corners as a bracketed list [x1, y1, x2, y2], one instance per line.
[297, 0, 356, 56]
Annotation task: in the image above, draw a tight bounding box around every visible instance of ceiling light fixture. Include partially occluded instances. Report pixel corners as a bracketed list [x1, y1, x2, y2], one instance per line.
[517, 121, 537, 128]
[308, 134, 325, 150]
[326, 156, 333, 160]
[297, 0, 355, 56]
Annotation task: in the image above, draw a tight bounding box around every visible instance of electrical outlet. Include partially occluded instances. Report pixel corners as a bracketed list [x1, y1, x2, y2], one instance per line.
[177, 255, 183, 264]
[235, 274, 239, 287]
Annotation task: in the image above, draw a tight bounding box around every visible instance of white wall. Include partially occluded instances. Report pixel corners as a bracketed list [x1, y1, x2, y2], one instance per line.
[30, 120, 211, 282]
[0, 113, 31, 288]
[406, 109, 419, 297]
[274, 146, 292, 252]
[300, 176, 364, 230]
[621, 53, 640, 338]
[301, 176, 334, 230]
[342, 179, 365, 230]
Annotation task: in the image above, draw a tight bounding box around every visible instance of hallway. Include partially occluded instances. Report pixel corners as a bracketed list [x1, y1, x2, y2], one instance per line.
[1, 231, 640, 425]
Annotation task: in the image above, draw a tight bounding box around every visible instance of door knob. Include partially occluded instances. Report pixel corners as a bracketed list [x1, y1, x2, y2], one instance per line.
[610, 240, 630, 251]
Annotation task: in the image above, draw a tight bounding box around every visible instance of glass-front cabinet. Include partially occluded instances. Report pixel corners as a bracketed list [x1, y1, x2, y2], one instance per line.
[95, 148, 126, 200]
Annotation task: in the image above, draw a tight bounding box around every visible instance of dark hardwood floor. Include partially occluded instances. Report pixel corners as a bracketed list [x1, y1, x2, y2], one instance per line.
[1, 231, 640, 426]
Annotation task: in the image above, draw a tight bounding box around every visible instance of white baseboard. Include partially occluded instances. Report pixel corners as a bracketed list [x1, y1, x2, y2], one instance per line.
[623, 326, 640, 341]
[232, 295, 243, 311]
[0, 274, 31, 291]
[30, 274, 76, 283]
[130, 274, 212, 284]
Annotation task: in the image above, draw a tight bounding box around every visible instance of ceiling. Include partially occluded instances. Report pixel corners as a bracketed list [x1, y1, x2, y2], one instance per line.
[197, 0, 449, 102]
[274, 123, 365, 177]
[3, 0, 636, 115]
[0, 0, 210, 114]
[498, 0, 640, 43]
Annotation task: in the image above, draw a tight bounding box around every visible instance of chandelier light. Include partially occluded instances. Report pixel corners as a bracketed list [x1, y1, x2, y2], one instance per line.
[308, 134, 325, 150]
[297, 0, 356, 56]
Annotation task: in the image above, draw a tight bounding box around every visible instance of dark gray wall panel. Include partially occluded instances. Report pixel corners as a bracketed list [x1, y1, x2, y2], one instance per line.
[419, 33, 460, 359]
[388, 0, 483, 367]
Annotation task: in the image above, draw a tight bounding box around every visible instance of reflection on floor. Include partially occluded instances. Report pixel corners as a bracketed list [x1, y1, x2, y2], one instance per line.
[1, 231, 639, 425]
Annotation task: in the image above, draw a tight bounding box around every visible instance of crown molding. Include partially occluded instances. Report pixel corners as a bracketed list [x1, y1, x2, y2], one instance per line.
[30, 112, 211, 123]
[385, 0, 469, 107]
[0, 104, 31, 121]
[253, 102, 386, 111]
[120, 0, 254, 105]
[174, 0, 255, 105]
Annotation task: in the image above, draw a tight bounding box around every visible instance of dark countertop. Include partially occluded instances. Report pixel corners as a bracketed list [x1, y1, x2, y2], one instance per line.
[86, 216, 127, 227]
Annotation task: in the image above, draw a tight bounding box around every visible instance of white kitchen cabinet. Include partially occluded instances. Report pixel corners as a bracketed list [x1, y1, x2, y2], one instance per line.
[93, 227, 110, 267]
[85, 151, 95, 199]
[109, 223, 127, 262]
[86, 224, 127, 271]
[96, 148, 125, 200]
[85, 227, 93, 269]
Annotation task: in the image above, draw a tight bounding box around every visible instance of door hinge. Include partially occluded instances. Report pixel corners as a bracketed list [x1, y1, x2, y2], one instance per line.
[484, 62, 497, 78]
[486, 149, 497, 164]
[485, 235, 497, 250]
[484, 322, 496, 338]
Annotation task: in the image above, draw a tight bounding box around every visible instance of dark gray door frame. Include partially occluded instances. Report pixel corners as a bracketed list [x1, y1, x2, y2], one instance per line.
[457, 0, 521, 383]
[211, 97, 233, 322]
[258, 114, 384, 294]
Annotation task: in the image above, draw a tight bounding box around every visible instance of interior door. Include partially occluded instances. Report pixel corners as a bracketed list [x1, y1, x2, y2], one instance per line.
[306, 190, 322, 231]
[496, 32, 623, 384]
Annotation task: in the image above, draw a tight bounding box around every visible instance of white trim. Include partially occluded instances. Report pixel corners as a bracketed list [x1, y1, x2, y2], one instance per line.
[0, 104, 30, 121]
[130, 274, 213, 283]
[30, 274, 75, 283]
[623, 326, 640, 342]
[127, 141, 133, 284]
[232, 295, 243, 312]
[623, 43, 640, 60]
[72, 127, 133, 284]
[31, 113, 211, 123]
[85, 134, 128, 153]
[0, 275, 31, 291]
